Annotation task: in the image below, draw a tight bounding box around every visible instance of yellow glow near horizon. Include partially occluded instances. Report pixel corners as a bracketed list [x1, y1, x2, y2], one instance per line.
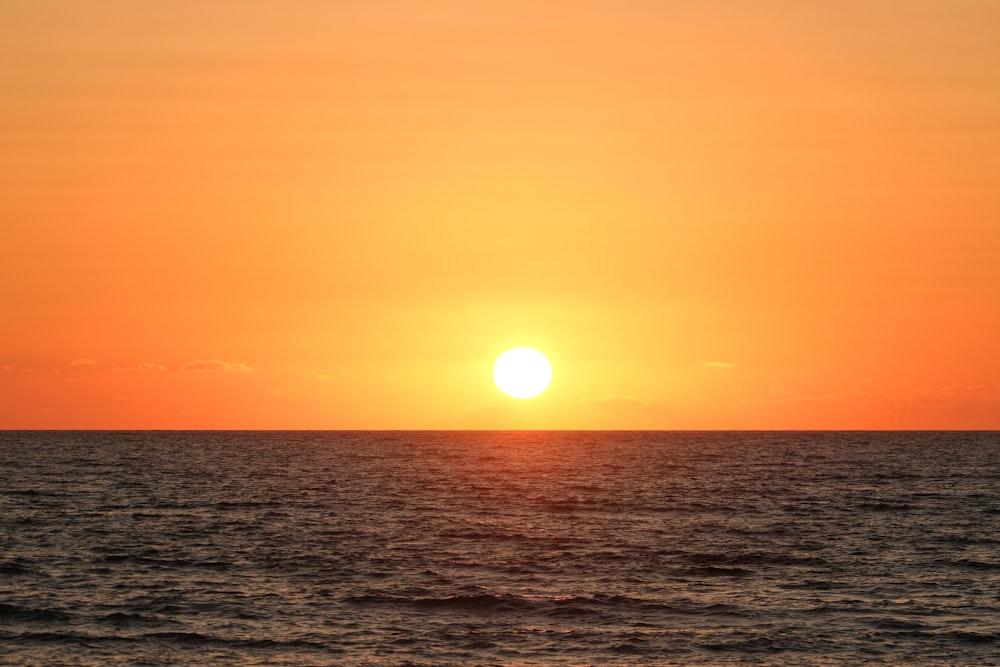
[493, 347, 553, 399]
[0, 1, 998, 429]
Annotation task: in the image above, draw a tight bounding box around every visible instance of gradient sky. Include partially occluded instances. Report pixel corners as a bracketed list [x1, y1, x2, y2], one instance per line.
[2, 0, 998, 429]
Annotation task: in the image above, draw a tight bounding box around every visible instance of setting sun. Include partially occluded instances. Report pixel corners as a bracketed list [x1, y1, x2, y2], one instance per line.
[493, 347, 553, 399]
[0, 0, 997, 429]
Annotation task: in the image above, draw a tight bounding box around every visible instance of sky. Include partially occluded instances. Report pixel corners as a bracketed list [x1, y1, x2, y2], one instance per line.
[2, 0, 998, 429]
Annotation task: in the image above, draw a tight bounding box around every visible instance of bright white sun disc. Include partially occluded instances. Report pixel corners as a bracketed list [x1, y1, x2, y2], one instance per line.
[493, 347, 552, 399]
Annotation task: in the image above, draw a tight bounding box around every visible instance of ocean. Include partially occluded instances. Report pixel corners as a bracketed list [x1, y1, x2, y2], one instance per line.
[1, 430, 998, 665]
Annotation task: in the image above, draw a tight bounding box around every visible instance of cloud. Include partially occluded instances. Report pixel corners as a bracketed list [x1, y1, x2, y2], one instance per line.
[752, 384, 998, 408]
[1, 365, 10, 371]
[314, 374, 333, 382]
[911, 384, 999, 405]
[936, 384, 997, 397]
[166, 393, 207, 401]
[266, 387, 305, 396]
[705, 361, 736, 369]
[115, 362, 169, 373]
[580, 394, 644, 407]
[181, 359, 253, 373]
[749, 390, 888, 405]
[70, 358, 99, 366]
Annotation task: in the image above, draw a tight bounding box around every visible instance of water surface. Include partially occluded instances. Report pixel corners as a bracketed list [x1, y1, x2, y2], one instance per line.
[2, 431, 998, 665]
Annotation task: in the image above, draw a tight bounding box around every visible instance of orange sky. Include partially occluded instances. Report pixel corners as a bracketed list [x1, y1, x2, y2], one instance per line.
[2, 0, 998, 429]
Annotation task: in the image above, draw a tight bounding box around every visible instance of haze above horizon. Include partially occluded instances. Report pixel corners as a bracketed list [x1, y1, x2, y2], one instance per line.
[2, 0, 998, 429]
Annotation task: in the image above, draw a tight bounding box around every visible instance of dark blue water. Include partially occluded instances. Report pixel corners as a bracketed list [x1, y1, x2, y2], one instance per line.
[2, 431, 999, 665]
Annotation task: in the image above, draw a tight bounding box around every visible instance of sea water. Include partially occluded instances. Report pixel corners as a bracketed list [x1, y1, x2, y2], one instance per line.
[1, 431, 998, 665]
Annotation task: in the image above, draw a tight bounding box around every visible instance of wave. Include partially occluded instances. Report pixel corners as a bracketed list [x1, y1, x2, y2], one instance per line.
[0, 560, 39, 576]
[344, 592, 534, 613]
[872, 617, 932, 631]
[0, 629, 334, 652]
[944, 630, 1000, 644]
[780, 579, 843, 591]
[855, 501, 915, 512]
[209, 500, 286, 510]
[99, 553, 233, 570]
[681, 551, 828, 567]
[699, 634, 793, 653]
[870, 627, 1000, 645]
[436, 530, 587, 543]
[942, 558, 1000, 570]
[680, 565, 753, 577]
[0, 602, 73, 623]
[343, 591, 743, 620]
[99, 612, 175, 628]
[140, 631, 329, 649]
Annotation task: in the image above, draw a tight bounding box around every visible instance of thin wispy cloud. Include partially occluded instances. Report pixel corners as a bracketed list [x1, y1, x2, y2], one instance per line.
[705, 361, 736, 369]
[166, 393, 207, 401]
[937, 384, 996, 397]
[115, 363, 169, 373]
[266, 387, 305, 396]
[580, 394, 644, 406]
[70, 358, 99, 366]
[750, 390, 888, 405]
[182, 359, 253, 373]
[911, 384, 999, 405]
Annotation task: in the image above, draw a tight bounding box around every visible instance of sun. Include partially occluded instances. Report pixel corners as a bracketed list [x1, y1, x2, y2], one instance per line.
[493, 347, 553, 399]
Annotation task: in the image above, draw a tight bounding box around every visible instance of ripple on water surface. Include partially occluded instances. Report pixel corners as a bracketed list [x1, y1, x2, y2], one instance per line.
[2, 430, 1000, 665]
